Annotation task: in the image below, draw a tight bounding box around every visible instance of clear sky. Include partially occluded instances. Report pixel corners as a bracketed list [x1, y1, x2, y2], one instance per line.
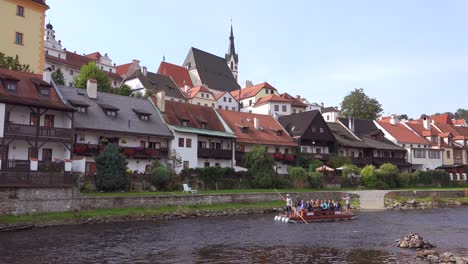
[46, 0, 468, 118]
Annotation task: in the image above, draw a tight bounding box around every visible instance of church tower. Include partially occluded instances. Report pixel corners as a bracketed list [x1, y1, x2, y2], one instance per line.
[225, 24, 239, 81]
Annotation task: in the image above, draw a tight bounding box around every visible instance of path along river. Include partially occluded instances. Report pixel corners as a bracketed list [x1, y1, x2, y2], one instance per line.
[0, 208, 467, 264]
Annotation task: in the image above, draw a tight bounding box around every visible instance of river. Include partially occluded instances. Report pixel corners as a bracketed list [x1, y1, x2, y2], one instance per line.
[0, 208, 467, 264]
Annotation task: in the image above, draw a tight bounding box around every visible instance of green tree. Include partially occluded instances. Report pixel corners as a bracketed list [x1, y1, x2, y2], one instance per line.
[243, 146, 275, 188]
[361, 165, 378, 188]
[288, 166, 308, 188]
[377, 163, 399, 188]
[342, 163, 360, 177]
[111, 84, 133, 96]
[341, 88, 383, 119]
[51, 69, 65, 85]
[95, 144, 129, 191]
[455, 108, 468, 120]
[0, 52, 31, 72]
[308, 159, 323, 174]
[151, 166, 171, 191]
[326, 155, 351, 169]
[74, 61, 112, 92]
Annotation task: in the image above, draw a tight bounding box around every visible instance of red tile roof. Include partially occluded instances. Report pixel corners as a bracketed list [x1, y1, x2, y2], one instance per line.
[85, 52, 102, 60]
[0, 68, 74, 111]
[231, 82, 276, 100]
[280, 93, 308, 108]
[185, 86, 213, 99]
[217, 110, 297, 146]
[432, 122, 461, 137]
[116, 62, 132, 76]
[214, 91, 227, 100]
[455, 126, 468, 137]
[453, 119, 466, 126]
[405, 122, 439, 137]
[429, 114, 454, 126]
[157, 61, 193, 88]
[377, 120, 429, 144]
[162, 101, 226, 132]
[255, 94, 292, 106]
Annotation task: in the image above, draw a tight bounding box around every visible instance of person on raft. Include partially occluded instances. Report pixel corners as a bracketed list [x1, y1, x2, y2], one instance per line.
[285, 194, 292, 216]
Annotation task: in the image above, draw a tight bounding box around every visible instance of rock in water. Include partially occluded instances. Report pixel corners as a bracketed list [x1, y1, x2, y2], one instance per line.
[416, 249, 438, 259]
[399, 240, 409, 248]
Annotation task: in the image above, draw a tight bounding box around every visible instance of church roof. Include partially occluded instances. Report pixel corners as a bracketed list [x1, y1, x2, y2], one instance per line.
[183, 47, 240, 92]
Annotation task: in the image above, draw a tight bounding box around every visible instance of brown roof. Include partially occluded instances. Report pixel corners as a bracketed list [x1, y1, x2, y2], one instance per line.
[255, 94, 291, 106]
[281, 93, 308, 108]
[453, 119, 466, 126]
[217, 110, 297, 146]
[0, 68, 74, 111]
[85, 52, 102, 60]
[185, 86, 213, 99]
[231, 82, 276, 100]
[157, 61, 193, 88]
[116, 62, 132, 76]
[162, 101, 226, 131]
[377, 120, 429, 144]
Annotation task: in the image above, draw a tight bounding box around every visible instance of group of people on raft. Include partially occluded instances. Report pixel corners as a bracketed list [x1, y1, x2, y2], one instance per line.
[285, 194, 351, 217]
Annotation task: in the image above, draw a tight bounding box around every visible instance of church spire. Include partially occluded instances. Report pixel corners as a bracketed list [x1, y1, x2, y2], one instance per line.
[225, 22, 239, 81]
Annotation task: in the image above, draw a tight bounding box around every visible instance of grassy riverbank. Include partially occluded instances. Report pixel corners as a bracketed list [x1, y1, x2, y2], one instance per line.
[386, 196, 468, 205]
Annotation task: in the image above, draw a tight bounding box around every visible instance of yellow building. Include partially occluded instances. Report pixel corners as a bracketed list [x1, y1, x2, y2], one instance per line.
[0, 0, 48, 73]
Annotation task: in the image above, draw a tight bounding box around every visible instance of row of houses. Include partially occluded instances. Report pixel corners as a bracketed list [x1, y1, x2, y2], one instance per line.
[1, 67, 467, 181]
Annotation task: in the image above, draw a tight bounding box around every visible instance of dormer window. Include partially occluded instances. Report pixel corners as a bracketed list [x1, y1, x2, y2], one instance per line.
[77, 106, 87, 113]
[201, 122, 207, 129]
[182, 120, 188, 126]
[132, 109, 152, 121]
[39, 87, 50, 97]
[6, 81, 17, 92]
[99, 104, 119, 117]
[276, 131, 282, 136]
[106, 110, 117, 117]
[241, 127, 249, 134]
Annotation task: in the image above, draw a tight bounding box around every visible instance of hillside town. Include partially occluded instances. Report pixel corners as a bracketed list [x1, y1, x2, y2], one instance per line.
[0, 0, 467, 186]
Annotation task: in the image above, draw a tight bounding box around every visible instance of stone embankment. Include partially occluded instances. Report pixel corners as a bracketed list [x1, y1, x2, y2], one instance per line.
[385, 190, 467, 210]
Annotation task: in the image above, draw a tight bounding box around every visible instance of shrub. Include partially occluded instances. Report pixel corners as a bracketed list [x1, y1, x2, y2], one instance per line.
[151, 166, 171, 191]
[377, 163, 399, 188]
[398, 172, 413, 188]
[308, 159, 323, 173]
[308, 171, 324, 189]
[288, 166, 308, 188]
[342, 163, 360, 177]
[243, 146, 275, 188]
[95, 144, 129, 191]
[327, 155, 351, 169]
[361, 165, 378, 188]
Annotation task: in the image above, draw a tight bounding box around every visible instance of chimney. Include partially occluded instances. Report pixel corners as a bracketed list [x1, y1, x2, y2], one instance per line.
[296, 95, 301, 100]
[155, 91, 166, 112]
[243, 80, 253, 88]
[86, 79, 98, 99]
[184, 85, 190, 93]
[348, 116, 354, 132]
[43, 67, 52, 83]
[389, 114, 399, 126]
[321, 102, 324, 107]
[254, 117, 260, 129]
[141, 66, 147, 76]
[423, 117, 431, 130]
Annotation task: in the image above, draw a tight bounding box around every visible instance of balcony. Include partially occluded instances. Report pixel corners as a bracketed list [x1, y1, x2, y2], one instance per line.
[273, 153, 284, 161]
[5, 123, 73, 142]
[0, 171, 77, 188]
[122, 147, 167, 159]
[284, 154, 296, 163]
[73, 144, 100, 156]
[198, 148, 233, 159]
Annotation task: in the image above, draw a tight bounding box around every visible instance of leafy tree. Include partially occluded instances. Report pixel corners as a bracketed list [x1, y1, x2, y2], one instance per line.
[455, 108, 468, 120]
[243, 146, 275, 188]
[0, 52, 31, 72]
[95, 144, 129, 191]
[326, 155, 351, 169]
[51, 69, 65, 85]
[341, 88, 383, 119]
[74, 61, 112, 92]
[151, 166, 171, 191]
[397, 114, 409, 120]
[111, 84, 133, 96]
[308, 171, 324, 189]
[288, 166, 308, 188]
[342, 163, 360, 177]
[308, 159, 323, 174]
[377, 163, 399, 188]
[360, 165, 378, 188]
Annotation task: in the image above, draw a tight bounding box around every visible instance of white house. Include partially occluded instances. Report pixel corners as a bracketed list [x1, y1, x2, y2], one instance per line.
[322, 106, 341, 122]
[214, 91, 239, 111]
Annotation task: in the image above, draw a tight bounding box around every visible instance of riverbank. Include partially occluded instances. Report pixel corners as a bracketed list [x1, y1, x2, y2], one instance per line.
[385, 194, 468, 210]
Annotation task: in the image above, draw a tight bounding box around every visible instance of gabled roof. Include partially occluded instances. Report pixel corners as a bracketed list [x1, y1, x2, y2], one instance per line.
[405, 122, 439, 138]
[58, 86, 172, 137]
[116, 62, 132, 76]
[85, 52, 102, 60]
[231, 82, 276, 100]
[430, 114, 454, 126]
[322, 106, 340, 113]
[280, 93, 308, 108]
[278, 111, 335, 144]
[214, 91, 227, 100]
[254, 94, 291, 106]
[217, 110, 297, 146]
[130, 71, 186, 100]
[327, 122, 368, 148]
[183, 47, 240, 92]
[453, 119, 466, 126]
[162, 101, 230, 136]
[157, 61, 193, 88]
[0, 68, 74, 111]
[339, 118, 385, 137]
[377, 120, 430, 144]
[185, 86, 213, 99]
[432, 122, 461, 137]
[360, 136, 405, 151]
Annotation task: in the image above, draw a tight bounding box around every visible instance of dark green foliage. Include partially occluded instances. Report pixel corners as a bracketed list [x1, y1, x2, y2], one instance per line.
[197, 167, 235, 190]
[342, 164, 360, 177]
[340, 88, 383, 120]
[111, 84, 133, 96]
[151, 166, 171, 190]
[376, 163, 399, 188]
[95, 144, 129, 191]
[308, 171, 324, 188]
[288, 166, 308, 188]
[411, 170, 451, 187]
[326, 155, 351, 169]
[308, 159, 323, 173]
[0, 52, 31, 72]
[51, 69, 65, 85]
[295, 152, 310, 167]
[361, 165, 378, 188]
[74, 61, 112, 92]
[243, 146, 275, 188]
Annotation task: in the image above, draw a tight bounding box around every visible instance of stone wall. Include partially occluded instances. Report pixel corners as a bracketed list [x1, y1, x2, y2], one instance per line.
[386, 190, 465, 199]
[0, 188, 358, 216]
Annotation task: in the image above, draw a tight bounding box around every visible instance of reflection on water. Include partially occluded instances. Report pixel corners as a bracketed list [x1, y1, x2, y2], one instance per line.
[0, 208, 467, 264]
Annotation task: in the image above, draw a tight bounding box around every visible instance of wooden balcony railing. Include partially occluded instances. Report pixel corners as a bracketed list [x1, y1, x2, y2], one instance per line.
[198, 148, 233, 159]
[5, 123, 73, 141]
[122, 147, 167, 159]
[0, 171, 77, 188]
[2, 159, 30, 171]
[73, 143, 100, 156]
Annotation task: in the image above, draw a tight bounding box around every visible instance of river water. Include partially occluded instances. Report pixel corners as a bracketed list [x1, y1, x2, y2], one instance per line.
[0, 208, 467, 264]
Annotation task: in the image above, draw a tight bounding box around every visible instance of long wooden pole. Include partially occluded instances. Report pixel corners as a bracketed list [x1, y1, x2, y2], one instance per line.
[274, 189, 308, 224]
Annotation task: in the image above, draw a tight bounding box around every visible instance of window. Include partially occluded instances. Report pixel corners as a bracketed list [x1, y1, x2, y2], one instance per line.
[429, 150, 440, 159]
[39, 87, 50, 97]
[183, 161, 189, 169]
[109, 69, 112, 73]
[69, 70, 74, 75]
[229, 98, 232, 103]
[204, 104, 208, 107]
[316, 148, 322, 154]
[249, 100, 252, 106]
[140, 115, 149, 121]
[199, 141, 207, 148]
[42, 148, 52, 162]
[113, 81, 117, 86]
[413, 149, 426, 158]
[225, 106, 228, 110]
[6, 82, 17, 92]
[274, 105, 279, 111]
[282, 105, 287, 112]
[30, 113, 38, 126]
[44, 115, 54, 127]
[319, 127, 324, 133]
[204, 162, 210, 168]
[100, 66, 103, 70]
[285, 148, 289, 154]
[15, 32, 23, 45]
[326, 116, 330, 121]
[446, 150, 451, 159]
[241, 127, 249, 134]
[293, 109, 296, 114]
[51, 65, 56, 70]
[28, 148, 37, 159]
[149, 142, 161, 149]
[301, 147, 308, 153]
[223, 97, 226, 102]
[106, 110, 117, 117]
[218, 105, 222, 109]
[181, 120, 188, 126]
[178, 138, 184, 147]
[276, 131, 282, 136]
[186, 138, 192, 148]
[201, 122, 207, 129]
[17, 5, 25, 16]
[200, 93, 204, 98]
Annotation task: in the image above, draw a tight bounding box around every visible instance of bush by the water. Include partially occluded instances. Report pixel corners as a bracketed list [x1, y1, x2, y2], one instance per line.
[361, 165, 378, 188]
[151, 166, 171, 191]
[243, 146, 275, 188]
[95, 144, 129, 191]
[377, 163, 399, 188]
[288, 166, 308, 188]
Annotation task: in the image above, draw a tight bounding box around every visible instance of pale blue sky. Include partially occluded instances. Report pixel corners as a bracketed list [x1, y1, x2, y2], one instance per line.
[46, 0, 468, 118]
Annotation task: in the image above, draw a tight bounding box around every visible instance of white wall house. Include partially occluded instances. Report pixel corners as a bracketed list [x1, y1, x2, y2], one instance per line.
[322, 107, 341, 122]
[215, 91, 239, 111]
